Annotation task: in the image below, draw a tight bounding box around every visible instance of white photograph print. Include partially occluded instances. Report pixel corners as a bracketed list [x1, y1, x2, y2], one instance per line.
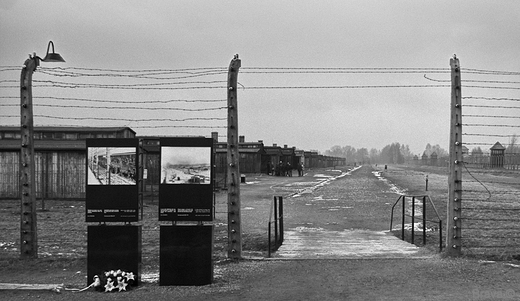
[87, 147, 137, 185]
[161, 147, 211, 184]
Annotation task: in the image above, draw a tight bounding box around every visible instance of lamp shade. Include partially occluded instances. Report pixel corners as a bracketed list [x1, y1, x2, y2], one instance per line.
[42, 41, 65, 62]
[42, 52, 65, 62]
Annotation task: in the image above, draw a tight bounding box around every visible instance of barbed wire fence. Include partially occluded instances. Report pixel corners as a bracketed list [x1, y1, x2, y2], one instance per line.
[0, 65, 233, 260]
[0, 64, 453, 259]
[2, 61, 519, 259]
[442, 62, 520, 259]
[0, 66, 230, 138]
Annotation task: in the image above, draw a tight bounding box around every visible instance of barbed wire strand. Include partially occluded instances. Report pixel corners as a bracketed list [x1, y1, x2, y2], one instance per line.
[0, 96, 226, 103]
[463, 124, 520, 128]
[0, 65, 517, 74]
[0, 114, 226, 122]
[463, 114, 520, 119]
[463, 96, 520, 102]
[0, 103, 227, 111]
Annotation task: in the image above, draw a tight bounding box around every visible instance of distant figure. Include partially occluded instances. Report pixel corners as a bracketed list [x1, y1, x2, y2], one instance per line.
[297, 162, 303, 176]
[266, 161, 272, 175]
[276, 161, 283, 176]
[285, 162, 292, 177]
[384, 165, 387, 171]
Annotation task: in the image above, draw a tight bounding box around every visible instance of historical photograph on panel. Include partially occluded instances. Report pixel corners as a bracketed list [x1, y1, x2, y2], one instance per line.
[161, 147, 211, 184]
[87, 147, 137, 185]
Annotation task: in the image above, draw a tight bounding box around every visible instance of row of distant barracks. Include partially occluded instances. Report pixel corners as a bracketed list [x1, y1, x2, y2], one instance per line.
[0, 126, 346, 200]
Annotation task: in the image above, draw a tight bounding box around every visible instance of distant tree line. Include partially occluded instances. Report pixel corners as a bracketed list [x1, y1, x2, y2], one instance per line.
[324, 142, 448, 165]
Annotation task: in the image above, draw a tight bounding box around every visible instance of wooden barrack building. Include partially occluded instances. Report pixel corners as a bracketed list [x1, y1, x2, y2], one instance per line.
[0, 126, 135, 199]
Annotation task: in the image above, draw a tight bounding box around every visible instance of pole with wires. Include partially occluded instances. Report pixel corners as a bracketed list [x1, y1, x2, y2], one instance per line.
[447, 55, 463, 256]
[227, 54, 241, 259]
[20, 55, 39, 258]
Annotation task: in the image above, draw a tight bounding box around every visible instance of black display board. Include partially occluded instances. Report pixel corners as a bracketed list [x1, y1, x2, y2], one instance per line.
[87, 225, 142, 286]
[160, 225, 213, 286]
[159, 137, 214, 221]
[86, 139, 139, 222]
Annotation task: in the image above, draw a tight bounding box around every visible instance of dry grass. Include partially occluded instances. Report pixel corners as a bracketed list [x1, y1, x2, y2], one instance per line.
[3, 165, 520, 300]
[382, 164, 520, 260]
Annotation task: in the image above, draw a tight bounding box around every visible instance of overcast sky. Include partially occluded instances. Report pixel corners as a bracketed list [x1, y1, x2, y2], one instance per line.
[2, 1, 520, 155]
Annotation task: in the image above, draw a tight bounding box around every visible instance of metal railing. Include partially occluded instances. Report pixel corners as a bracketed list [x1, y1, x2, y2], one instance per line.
[390, 195, 443, 252]
[267, 196, 284, 257]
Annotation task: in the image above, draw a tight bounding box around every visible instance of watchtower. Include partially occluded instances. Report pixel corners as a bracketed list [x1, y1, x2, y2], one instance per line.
[490, 142, 506, 168]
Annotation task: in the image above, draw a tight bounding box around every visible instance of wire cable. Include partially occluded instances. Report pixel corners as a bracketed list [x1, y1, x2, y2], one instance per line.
[463, 124, 520, 128]
[0, 103, 227, 111]
[463, 96, 520, 102]
[0, 96, 226, 104]
[464, 104, 520, 109]
[463, 114, 520, 119]
[0, 114, 226, 122]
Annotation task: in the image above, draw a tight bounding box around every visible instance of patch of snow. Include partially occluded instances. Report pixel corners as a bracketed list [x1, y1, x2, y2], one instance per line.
[141, 272, 159, 283]
[313, 195, 339, 201]
[291, 166, 361, 198]
[371, 171, 408, 195]
[314, 174, 334, 178]
[325, 206, 353, 210]
[286, 181, 322, 187]
[294, 226, 324, 232]
[391, 222, 436, 232]
[0, 241, 15, 248]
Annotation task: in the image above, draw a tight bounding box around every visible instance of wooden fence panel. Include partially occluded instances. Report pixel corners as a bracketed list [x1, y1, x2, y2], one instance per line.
[55, 152, 85, 199]
[0, 152, 19, 198]
[0, 151, 85, 199]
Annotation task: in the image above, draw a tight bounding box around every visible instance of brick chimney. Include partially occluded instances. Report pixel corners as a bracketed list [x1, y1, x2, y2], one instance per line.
[211, 132, 218, 143]
[239, 135, 245, 143]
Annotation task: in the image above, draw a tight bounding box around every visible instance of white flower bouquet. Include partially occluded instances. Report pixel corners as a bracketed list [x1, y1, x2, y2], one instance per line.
[80, 269, 136, 292]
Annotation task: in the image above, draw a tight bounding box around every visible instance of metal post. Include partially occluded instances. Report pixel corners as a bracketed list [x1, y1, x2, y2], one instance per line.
[274, 197, 278, 245]
[447, 55, 463, 256]
[411, 196, 415, 244]
[150, 159, 155, 203]
[41, 153, 47, 211]
[138, 140, 144, 221]
[401, 196, 405, 240]
[279, 196, 284, 242]
[227, 54, 241, 259]
[267, 222, 271, 258]
[423, 196, 427, 245]
[439, 220, 443, 251]
[20, 56, 39, 258]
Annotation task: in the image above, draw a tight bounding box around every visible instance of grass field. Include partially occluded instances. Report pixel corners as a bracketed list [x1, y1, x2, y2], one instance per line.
[0, 168, 349, 287]
[381, 164, 520, 260]
[3, 163, 520, 264]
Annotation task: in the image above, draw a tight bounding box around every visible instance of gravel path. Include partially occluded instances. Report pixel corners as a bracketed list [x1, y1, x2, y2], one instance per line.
[274, 165, 425, 259]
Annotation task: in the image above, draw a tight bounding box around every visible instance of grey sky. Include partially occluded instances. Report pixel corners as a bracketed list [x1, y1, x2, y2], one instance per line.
[2, 1, 520, 155]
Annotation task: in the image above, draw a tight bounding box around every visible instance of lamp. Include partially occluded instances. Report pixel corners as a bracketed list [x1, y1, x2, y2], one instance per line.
[41, 41, 65, 62]
[20, 41, 65, 259]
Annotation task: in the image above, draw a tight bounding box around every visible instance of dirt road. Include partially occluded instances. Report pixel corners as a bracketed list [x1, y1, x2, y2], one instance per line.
[274, 165, 426, 259]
